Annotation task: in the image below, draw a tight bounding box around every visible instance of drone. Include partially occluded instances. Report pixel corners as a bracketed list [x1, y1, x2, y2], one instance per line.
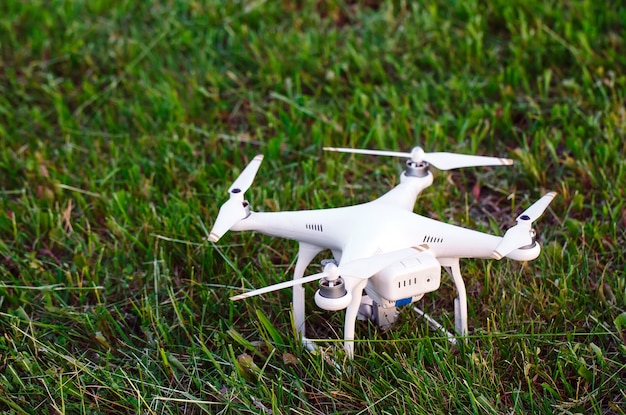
[209, 146, 556, 357]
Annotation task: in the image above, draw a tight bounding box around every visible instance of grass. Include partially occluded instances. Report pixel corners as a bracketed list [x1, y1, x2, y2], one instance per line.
[0, 0, 625, 413]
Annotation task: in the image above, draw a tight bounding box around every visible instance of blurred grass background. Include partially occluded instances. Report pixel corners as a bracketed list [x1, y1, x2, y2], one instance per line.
[0, 0, 625, 413]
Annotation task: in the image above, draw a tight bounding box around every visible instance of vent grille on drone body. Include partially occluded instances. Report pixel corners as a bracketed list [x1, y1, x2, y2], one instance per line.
[423, 235, 443, 243]
[398, 276, 432, 289]
[305, 224, 324, 232]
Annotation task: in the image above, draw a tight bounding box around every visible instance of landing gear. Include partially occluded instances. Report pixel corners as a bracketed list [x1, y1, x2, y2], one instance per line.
[291, 242, 324, 347]
[440, 257, 468, 338]
[293, 247, 468, 356]
[358, 257, 468, 346]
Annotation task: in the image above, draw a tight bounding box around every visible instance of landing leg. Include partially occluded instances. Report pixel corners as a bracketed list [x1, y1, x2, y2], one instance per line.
[440, 258, 468, 337]
[343, 279, 368, 358]
[292, 243, 323, 346]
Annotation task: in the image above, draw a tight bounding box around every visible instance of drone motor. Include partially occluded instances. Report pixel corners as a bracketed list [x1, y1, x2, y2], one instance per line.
[314, 277, 352, 311]
[405, 159, 430, 178]
[318, 276, 347, 299]
[313, 260, 352, 310]
[521, 228, 537, 249]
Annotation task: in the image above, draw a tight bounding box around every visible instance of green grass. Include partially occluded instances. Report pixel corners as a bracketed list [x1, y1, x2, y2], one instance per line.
[1, 0, 625, 413]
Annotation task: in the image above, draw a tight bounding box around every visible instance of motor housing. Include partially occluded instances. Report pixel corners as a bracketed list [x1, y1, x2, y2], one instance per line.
[315, 279, 352, 310]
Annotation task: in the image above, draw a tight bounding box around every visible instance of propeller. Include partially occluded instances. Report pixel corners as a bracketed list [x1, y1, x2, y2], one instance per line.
[323, 146, 513, 170]
[493, 192, 557, 259]
[230, 246, 424, 301]
[208, 155, 264, 242]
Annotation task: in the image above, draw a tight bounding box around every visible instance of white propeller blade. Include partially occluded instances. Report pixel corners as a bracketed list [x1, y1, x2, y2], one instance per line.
[493, 225, 534, 260]
[231, 272, 327, 301]
[228, 154, 264, 194]
[209, 199, 247, 242]
[323, 146, 513, 170]
[230, 246, 424, 301]
[323, 147, 410, 159]
[423, 152, 513, 170]
[515, 191, 557, 222]
[209, 155, 263, 242]
[493, 192, 557, 259]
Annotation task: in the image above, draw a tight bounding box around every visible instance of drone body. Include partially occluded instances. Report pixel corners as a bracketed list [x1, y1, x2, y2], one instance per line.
[210, 147, 556, 357]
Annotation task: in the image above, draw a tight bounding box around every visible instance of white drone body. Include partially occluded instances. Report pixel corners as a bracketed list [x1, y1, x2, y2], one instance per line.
[209, 147, 556, 357]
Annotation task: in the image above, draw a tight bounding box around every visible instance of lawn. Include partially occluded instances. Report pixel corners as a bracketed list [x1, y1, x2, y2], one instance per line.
[0, 0, 625, 413]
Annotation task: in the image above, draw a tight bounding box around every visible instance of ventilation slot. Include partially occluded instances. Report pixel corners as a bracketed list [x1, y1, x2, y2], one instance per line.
[423, 235, 443, 243]
[306, 224, 323, 232]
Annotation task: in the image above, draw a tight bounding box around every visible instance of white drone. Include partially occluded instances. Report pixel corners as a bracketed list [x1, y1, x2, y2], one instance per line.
[209, 146, 556, 357]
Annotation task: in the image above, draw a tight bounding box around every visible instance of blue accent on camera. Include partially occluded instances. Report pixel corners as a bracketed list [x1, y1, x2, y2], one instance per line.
[395, 297, 412, 307]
